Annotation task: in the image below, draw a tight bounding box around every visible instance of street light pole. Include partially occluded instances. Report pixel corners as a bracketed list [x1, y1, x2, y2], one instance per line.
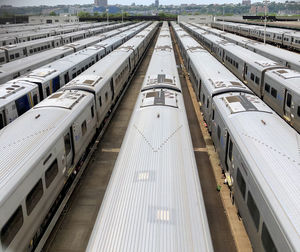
[263, 0, 270, 45]
[122, 10, 123, 23]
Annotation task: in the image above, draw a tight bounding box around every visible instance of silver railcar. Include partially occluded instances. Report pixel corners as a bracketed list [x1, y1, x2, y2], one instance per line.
[0, 23, 157, 252]
[181, 22, 300, 132]
[0, 22, 148, 130]
[191, 23, 300, 72]
[86, 22, 213, 252]
[213, 21, 300, 51]
[172, 22, 252, 131]
[176, 21, 300, 252]
[0, 22, 122, 64]
[212, 92, 300, 252]
[0, 22, 132, 85]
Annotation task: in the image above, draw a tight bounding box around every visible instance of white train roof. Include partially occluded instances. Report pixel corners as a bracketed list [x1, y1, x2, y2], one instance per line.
[173, 23, 251, 96]
[0, 90, 93, 207]
[215, 92, 300, 249]
[265, 68, 300, 95]
[0, 81, 37, 108]
[63, 22, 157, 94]
[141, 23, 181, 92]
[195, 24, 300, 71]
[87, 24, 213, 251]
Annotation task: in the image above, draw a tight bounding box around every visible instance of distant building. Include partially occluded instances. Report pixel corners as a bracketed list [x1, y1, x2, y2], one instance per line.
[178, 15, 213, 24]
[95, 0, 108, 7]
[155, 0, 159, 8]
[29, 14, 79, 24]
[242, 0, 251, 6]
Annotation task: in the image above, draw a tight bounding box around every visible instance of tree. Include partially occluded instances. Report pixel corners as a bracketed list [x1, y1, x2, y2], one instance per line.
[49, 11, 57, 16]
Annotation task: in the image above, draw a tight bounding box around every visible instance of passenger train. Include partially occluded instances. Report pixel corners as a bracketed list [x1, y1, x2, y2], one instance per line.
[86, 22, 213, 252]
[172, 21, 300, 252]
[0, 22, 158, 252]
[0, 22, 130, 84]
[181, 22, 300, 133]
[0, 22, 120, 64]
[191, 23, 300, 72]
[0, 22, 109, 46]
[212, 21, 300, 51]
[0, 22, 146, 130]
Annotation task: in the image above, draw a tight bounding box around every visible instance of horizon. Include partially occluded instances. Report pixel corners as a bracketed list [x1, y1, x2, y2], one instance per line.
[0, 0, 287, 7]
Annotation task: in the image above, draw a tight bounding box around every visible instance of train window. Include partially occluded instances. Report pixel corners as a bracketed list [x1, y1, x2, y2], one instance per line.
[99, 96, 102, 107]
[26, 179, 43, 215]
[261, 223, 277, 252]
[15, 53, 20, 58]
[228, 140, 233, 162]
[105, 92, 108, 101]
[37, 47, 40, 52]
[29, 49, 33, 54]
[33, 94, 38, 105]
[77, 70, 81, 76]
[45, 159, 58, 188]
[34, 48, 37, 52]
[237, 168, 246, 199]
[81, 67, 84, 73]
[81, 120, 87, 136]
[271, 88, 277, 99]
[64, 133, 71, 156]
[247, 191, 260, 230]
[46, 87, 50, 97]
[255, 77, 260, 85]
[250, 73, 254, 81]
[72, 73, 76, 79]
[91, 106, 94, 118]
[286, 93, 292, 108]
[236, 62, 239, 69]
[298, 106, 300, 117]
[0, 57, 4, 63]
[217, 126, 221, 140]
[1, 206, 23, 250]
[264, 83, 270, 93]
[202, 94, 205, 104]
[0, 113, 4, 130]
[212, 110, 215, 121]
[207, 99, 209, 108]
[10, 54, 14, 60]
[85, 65, 88, 70]
[64, 73, 69, 84]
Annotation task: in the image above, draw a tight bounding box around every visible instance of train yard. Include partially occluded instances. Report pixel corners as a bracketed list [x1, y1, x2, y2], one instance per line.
[0, 20, 299, 252]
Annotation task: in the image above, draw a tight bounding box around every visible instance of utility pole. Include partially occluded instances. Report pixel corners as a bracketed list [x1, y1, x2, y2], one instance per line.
[263, 0, 270, 45]
[122, 10, 123, 23]
[223, 6, 225, 31]
[106, 8, 109, 24]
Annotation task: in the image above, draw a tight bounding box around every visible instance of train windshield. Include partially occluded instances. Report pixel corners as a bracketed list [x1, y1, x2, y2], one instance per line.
[15, 95, 30, 116]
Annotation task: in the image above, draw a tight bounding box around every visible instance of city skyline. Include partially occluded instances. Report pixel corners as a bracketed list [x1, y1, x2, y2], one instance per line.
[0, 0, 286, 7]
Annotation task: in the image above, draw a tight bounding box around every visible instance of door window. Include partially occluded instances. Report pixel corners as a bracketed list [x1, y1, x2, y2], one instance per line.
[64, 133, 71, 156]
[286, 93, 292, 108]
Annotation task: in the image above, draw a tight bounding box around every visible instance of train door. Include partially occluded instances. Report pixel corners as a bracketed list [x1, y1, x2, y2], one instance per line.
[110, 78, 114, 101]
[64, 128, 74, 171]
[243, 64, 248, 81]
[0, 110, 6, 130]
[198, 79, 202, 101]
[52, 76, 60, 93]
[284, 90, 293, 122]
[225, 132, 234, 172]
[15, 95, 30, 116]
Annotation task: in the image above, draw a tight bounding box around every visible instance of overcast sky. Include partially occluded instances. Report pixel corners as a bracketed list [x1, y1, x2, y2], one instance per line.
[0, 0, 278, 7]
